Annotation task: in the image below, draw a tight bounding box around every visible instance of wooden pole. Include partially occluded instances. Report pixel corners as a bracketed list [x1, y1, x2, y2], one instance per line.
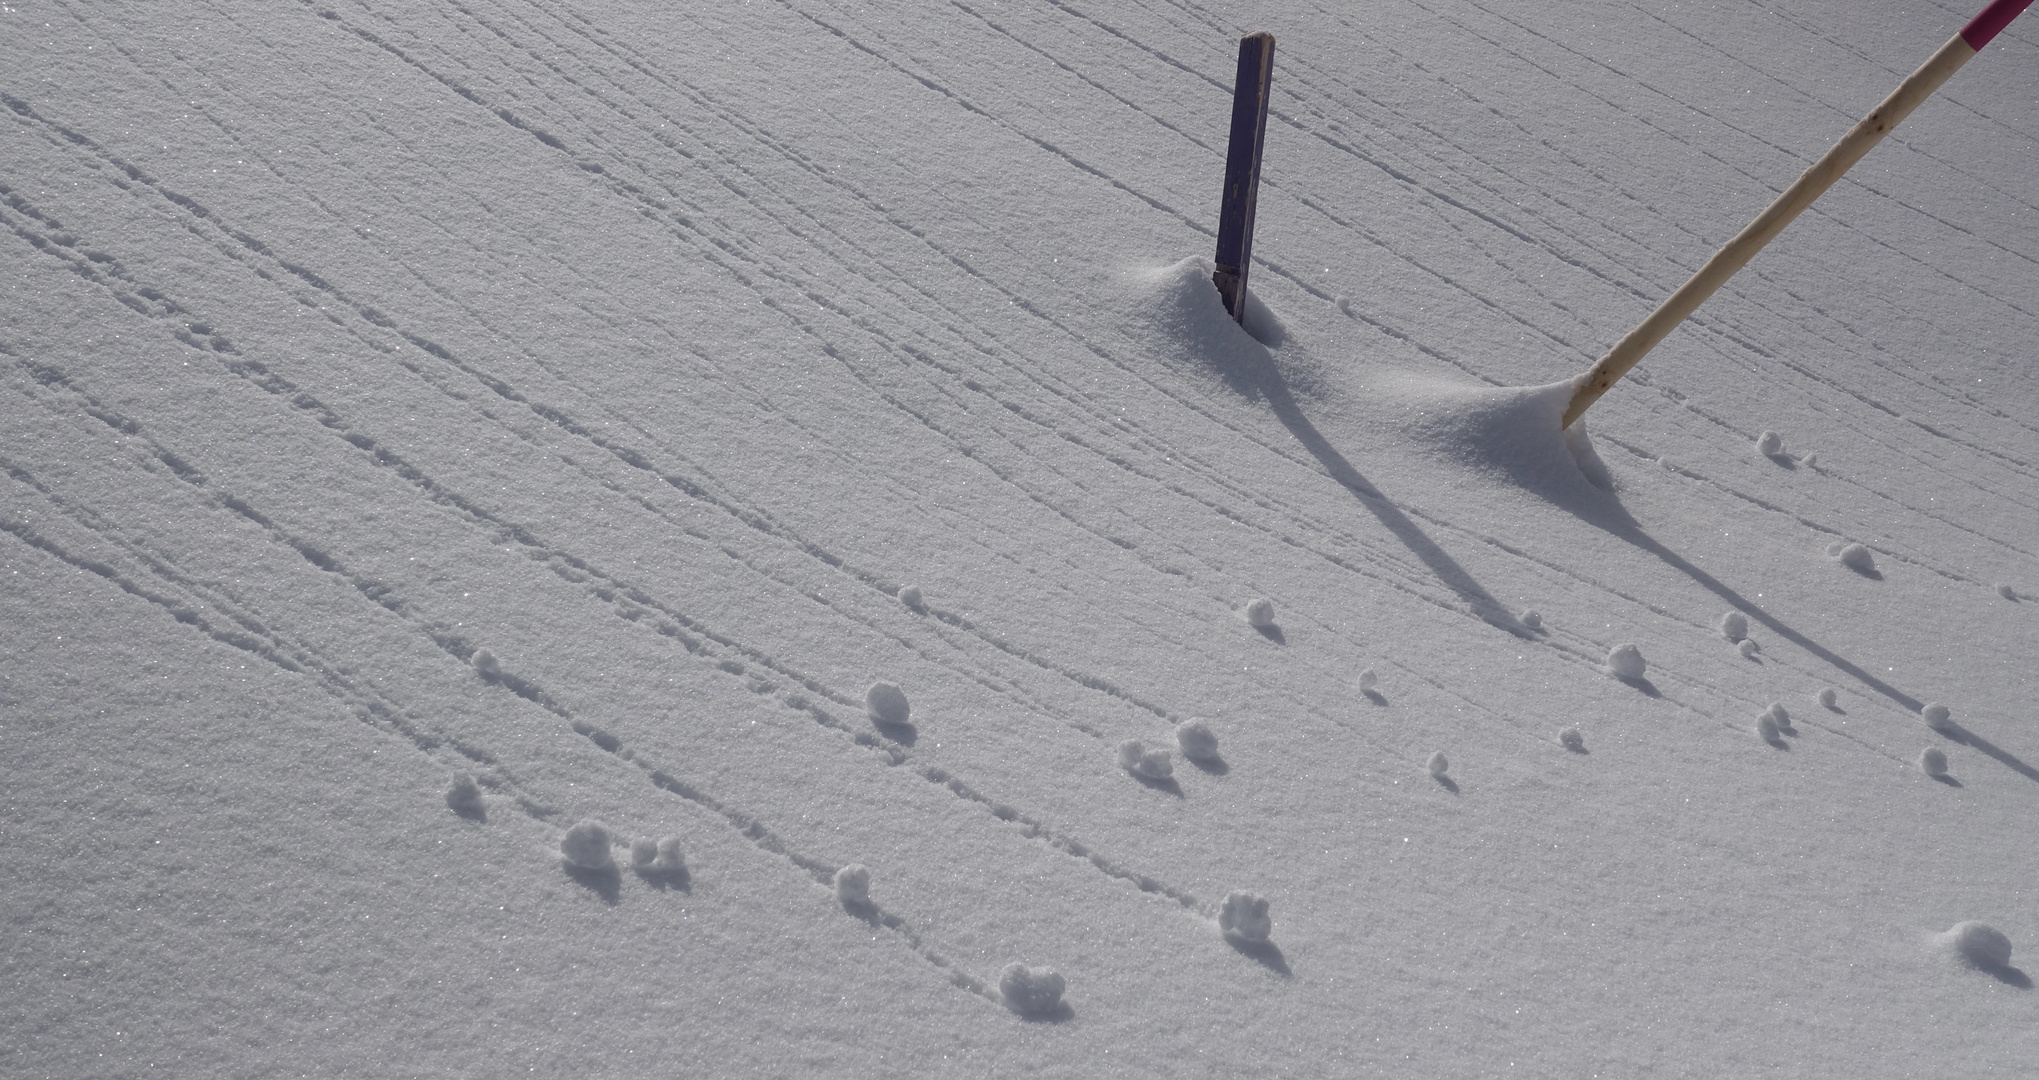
[1213, 32, 1275, 323]
[1561, 0, 2033, 430]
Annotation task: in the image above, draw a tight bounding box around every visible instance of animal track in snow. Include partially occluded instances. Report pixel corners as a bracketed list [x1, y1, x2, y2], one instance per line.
[1605, 643, 1646, 679]
[1117, 739, 1174, 779]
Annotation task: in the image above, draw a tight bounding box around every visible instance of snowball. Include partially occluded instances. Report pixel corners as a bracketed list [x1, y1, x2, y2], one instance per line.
[1836, 543, 1876, 573]
[1558, 726, 1585, 752]
[471, 649, 501, 677]
[998, 963, 1065, 1015]
[1919, 747, 1949, 777]
[1357, 667, 1379, 691]
[1244, 597, 1277, 628]
[1756, 430, 1783, 456]
[1738, 639, 1760, 659]
[560, 820, 616, 870]
[631, 838, 659, 868]
[866, 681, 911, 726]
[1756, 713, 1781, 742]
[834, 863, 871, 905]
[1764, 702, 1791, 730]
[650, 837, 686, 875]
[1218, 890, 1272, 943]
[1176, 721, 1220, 761]
[899, 584, 924, 610]
[1605, 643, 1647, 679]
[1117, 739, 1173, 779]
[1945, 921, 2012, 968]
[1519, 609, 1542, 631]
[1718, 611, 1748, 642]
[1818, 687, 1839, 709]
[1997, 583, 2017, 601]
[1921, 702, 1954, 733]
[1426, 751, 1449, 778]
[1334, 295, 1352, 314]
[445, 773, 485, 817]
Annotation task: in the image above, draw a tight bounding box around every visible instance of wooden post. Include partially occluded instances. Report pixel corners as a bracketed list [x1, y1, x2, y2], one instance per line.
[1214, 32, 1275, 323]
[1561, 0, 2033, 430]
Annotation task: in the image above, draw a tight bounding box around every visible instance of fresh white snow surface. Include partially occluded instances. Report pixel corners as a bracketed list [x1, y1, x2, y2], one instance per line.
[4, 0, 2037, 1075]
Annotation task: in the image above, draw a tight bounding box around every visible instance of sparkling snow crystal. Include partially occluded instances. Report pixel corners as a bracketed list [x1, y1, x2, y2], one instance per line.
[1176, 721, 1220, 761]
[1558, 726, 1585, 752]
[1921, 702, 1955, 733]
[866, 681, 911, 726]
[1943, 921, 2012, 968]
[1756, 430, 1783, 456]
[560, 820, 616, 871]
[1605, 643, 1647, 679]
[1244, 597, 1277, 629]
[1427, 751, 1449, 778]
[834, 863, 871, 905]
[445, 773, 485, 818]
[1919, 747, 1949, 777]
[998, 963, 1065, 1016]
[1117, 739, 1173, 779]
[1718, 611, 1748, 642]
[1218, 890, 1273, 943]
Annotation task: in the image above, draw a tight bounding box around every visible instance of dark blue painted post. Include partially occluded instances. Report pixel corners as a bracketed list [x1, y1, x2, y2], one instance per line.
[1213, 32, 1275, 324]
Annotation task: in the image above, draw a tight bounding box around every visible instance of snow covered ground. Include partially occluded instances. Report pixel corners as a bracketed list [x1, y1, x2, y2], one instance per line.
[5, 0, 2036, 1074]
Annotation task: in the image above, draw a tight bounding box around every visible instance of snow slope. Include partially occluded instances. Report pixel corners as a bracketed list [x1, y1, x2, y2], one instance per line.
[5, 0, 2036, 1075]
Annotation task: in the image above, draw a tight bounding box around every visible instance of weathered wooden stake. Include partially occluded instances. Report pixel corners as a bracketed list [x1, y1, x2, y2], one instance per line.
[1213, 32, 1275, 323]
[1562, 0, 2034, 430]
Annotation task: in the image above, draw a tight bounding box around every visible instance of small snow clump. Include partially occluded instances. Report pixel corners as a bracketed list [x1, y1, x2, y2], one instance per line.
[1835, 543, 1876, 573]
[899, 584, 924, 610]
[651, 837, 686, 875]
[1357, 667, 1379, 691]
[1116, 739, 1173, 779]
[1919, 747, 1949, 777]
[1218, 890, 1273, 943]
[1426, 751, 1449, 778]
[1764, 702, 1791, 731]
[472, 649, 501, 678]
[1334, 295, 1352, 314]
[1756, 430, 1783, 456]
[1756, 713, 1781, 742]
[1558, 726, 1585, 752]
[866, 681, 911, 726]
[1605, 643, 1647, 679]
[1921, 702, 1955, 733]
[1738, 639, 1761, 659]
[1800, 452, 1818, 467]
[1519, 609, 1542, 631]
[1944, 922, 2012, 968]
[631, 837, 659, 868]
[1818, 687, 1839, 709]
[1244, 597, 1277, 628]
[560, 820, 616, 870]
[1176, 721, 1220, 761]
[834, 863, 871, 905]
[1718, 611, 1748, 642]
[998, 963, 1065, 1015]
[1997, 583, 2017, 601]
[446, 773, 485, 817]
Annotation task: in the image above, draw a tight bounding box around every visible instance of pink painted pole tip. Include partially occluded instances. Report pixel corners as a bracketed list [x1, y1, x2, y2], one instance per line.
[1960, 0, 2034, 50]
